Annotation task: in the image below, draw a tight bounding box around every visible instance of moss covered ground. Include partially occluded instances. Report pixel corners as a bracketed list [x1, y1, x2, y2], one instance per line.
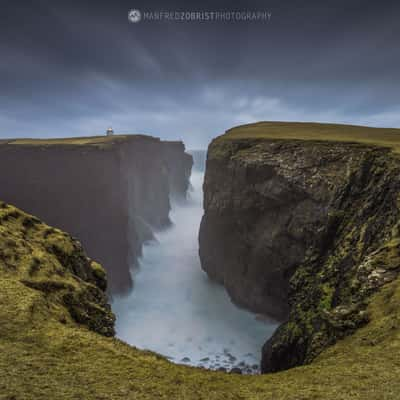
[0, 201, 399, 399]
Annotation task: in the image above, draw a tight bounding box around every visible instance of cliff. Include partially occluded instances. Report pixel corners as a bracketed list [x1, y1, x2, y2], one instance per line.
[163, 141, 193, 199]
[199, 121, 400, 372]
[0, 134, 192, 294]
[1, 197, 400, 398]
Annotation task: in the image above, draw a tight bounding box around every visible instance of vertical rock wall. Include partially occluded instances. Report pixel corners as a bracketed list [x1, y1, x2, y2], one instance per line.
[0, 135, 192, 293]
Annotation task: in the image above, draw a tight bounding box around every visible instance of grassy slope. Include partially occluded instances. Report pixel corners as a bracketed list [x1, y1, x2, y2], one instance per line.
[0, 205, 399, 399]
[219, 121, 400, 153]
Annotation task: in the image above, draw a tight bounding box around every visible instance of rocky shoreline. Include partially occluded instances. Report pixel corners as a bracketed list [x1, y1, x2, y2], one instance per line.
[175, 349, 262, 374]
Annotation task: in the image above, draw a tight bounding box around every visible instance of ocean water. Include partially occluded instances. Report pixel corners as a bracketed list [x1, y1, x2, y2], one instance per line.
[112, 170, 278, 373]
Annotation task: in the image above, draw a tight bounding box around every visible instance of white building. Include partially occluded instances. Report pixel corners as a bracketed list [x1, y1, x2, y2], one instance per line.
[106, 127, 114, 136]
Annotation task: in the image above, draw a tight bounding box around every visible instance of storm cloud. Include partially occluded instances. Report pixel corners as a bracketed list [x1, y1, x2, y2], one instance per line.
[1, 0, 399, 147]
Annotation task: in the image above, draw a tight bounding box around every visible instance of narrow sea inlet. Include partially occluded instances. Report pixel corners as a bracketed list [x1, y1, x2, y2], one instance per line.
[112, 169, 277, 373]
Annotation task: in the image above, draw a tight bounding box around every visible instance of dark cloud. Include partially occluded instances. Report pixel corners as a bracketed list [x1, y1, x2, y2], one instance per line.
[1, 0, 399, 147]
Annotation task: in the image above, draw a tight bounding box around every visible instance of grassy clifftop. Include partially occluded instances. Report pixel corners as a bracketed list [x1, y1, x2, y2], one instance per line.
[0, 203, 400, 398]
[214, 121, 400, 153]
[0, 134, 158, 149]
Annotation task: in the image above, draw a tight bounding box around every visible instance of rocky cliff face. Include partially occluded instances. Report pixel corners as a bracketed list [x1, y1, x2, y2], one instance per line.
[0, 135, 192, 294]
[163, 141, 193, 199]
[200, 125, 400, 373]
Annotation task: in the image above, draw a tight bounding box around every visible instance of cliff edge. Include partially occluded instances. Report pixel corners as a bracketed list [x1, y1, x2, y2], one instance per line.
[0, 202, 115, 337]
[0, 134, 192, 293]
[199, 122, 400, 372]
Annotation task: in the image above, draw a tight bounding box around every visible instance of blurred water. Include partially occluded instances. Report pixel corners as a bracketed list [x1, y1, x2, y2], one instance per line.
[112, 171, 278, 373]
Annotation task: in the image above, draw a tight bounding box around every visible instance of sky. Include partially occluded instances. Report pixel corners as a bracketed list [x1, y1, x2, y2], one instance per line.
[1, 0, 399, 148]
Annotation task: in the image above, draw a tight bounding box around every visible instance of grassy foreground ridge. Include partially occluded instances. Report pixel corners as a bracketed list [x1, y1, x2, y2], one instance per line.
[0, 203, 399, 399]
[1, 122, 400, 399]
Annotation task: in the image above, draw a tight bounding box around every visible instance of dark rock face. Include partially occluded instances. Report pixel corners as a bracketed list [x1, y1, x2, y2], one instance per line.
[200, 138, 400, 373]
[163, 141, 193, 200]
[0, 135, 192, 294]
[200, 139, 346, 320]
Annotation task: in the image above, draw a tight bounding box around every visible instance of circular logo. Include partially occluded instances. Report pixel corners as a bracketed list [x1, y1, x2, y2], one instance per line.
[128, 9, 141, 23]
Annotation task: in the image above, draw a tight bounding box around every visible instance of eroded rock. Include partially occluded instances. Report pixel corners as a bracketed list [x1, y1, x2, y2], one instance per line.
[200, 135, 400, 373]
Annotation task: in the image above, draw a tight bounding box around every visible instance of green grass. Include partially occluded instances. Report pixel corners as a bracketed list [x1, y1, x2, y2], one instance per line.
[0, 202, 399, 399]
[219, 121, 400, 153]
[0, 134, 157, 148]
